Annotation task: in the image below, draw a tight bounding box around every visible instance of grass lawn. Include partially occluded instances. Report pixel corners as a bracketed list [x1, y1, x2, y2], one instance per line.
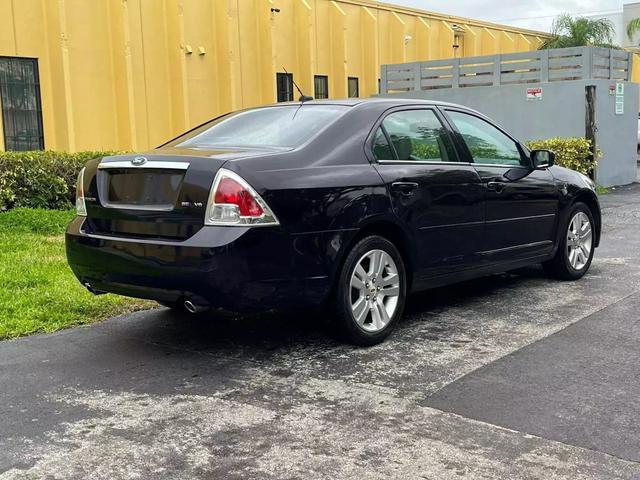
[0, 208, 154, 340]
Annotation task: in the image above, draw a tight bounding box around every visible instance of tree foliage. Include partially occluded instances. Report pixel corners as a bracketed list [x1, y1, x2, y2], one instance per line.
[539, 14, 616, 49]
[627, 18, 640, 42]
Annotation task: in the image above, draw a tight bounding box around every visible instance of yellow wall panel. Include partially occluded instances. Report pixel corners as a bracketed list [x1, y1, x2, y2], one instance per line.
[0, 0, 551, 152]
[106, 0, 135, 150]
[633, 54, 640, 84]
[328, 1, 347, 98]
[294, 0, 314, 95]
[361, 7, 378, 95]
[0, 0, 17, 57]
[414, 18, 431, 63]
[63, 0, 120, 150]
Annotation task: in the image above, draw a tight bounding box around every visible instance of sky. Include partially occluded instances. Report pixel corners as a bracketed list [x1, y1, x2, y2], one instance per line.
[387, 0, 624, 33]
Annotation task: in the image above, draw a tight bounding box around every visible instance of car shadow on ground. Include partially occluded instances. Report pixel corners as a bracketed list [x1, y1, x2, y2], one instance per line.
[130, 265, 548, 354]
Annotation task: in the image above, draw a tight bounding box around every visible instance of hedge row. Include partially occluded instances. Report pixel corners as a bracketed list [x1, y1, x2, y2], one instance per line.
[525, 137, 599, 176]
[0, 139, 598, 211]
[0, 151, 122, 211]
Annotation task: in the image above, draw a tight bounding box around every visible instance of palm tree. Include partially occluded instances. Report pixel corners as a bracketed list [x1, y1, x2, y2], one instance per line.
[539, 14, 616, 49]
[627, 17, 640, 43]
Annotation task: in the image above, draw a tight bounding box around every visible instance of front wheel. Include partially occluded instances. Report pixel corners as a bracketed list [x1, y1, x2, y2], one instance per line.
[543, 202, 595, 280]
[334, 235, 407, 346]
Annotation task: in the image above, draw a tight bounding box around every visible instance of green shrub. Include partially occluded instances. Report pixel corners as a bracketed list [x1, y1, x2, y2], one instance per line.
[525, 137, 599, 176]
[0, 151, 122, 210]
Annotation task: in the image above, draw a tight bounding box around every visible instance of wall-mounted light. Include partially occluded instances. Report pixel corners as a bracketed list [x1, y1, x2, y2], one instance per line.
[451, 24, 465, 55]
[404, 35, 413, 45]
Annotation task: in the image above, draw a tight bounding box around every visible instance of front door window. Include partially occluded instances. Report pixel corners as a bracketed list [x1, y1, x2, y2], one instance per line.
[447, 110, 524, 166]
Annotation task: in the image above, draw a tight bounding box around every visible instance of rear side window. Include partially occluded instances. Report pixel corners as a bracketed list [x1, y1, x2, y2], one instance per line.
[381, 109, 455, 162]
[172, 105, 349, 149]
[371, 128, 394, 160]
[446, 110, 525, 166]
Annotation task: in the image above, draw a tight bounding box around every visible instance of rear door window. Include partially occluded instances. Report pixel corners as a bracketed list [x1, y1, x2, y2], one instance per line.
[371, 127, 394, 160]
[381, 109, 455, 162]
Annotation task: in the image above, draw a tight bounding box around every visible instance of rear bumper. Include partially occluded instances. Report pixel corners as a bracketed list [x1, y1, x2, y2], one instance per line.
[65, 217, 335, 312]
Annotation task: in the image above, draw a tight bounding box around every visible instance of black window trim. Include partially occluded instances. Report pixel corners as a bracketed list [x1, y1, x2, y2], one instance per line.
[364, 105, 464, 166]
[440, 107, 532, 169]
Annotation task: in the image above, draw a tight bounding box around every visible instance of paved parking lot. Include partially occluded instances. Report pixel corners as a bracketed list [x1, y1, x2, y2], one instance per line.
[2, 182, 640, 479]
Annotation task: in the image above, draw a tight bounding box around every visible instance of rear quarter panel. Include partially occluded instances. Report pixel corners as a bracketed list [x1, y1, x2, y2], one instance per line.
[225, 104, 407, 284]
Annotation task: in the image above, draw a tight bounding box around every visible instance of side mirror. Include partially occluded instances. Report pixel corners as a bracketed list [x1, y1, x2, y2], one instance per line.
[530, 149, 555, 169]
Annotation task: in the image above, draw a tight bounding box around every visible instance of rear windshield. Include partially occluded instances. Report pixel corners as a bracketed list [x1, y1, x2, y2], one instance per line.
[172, 105, 349, 149]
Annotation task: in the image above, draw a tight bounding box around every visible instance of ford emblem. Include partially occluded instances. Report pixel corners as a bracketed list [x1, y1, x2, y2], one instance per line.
[131, 156, 147, 166]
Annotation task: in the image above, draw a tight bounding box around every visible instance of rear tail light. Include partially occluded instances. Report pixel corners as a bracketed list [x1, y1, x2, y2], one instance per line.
[204, 168, 279, 226]
[75, 168, 87, 216]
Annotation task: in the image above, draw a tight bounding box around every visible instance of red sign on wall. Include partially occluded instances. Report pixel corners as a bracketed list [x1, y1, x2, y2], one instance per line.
[526, 87, 542, 101]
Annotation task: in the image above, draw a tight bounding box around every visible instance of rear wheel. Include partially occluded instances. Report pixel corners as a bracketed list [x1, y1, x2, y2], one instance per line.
[334, 235, 407, 346]
[543, 202, 595, 280]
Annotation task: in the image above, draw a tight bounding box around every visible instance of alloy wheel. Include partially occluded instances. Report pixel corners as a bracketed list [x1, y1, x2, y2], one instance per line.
[566, 211, 593, 271]
[349, 249, 401, 332]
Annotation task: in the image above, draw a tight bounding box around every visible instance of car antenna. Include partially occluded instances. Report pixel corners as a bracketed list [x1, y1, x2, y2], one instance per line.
[283, 67, 314, 102]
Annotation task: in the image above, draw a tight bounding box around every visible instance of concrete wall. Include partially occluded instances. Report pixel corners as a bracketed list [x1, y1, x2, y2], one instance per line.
[0, 0, 549, 152]
[381, 79, 638, 187]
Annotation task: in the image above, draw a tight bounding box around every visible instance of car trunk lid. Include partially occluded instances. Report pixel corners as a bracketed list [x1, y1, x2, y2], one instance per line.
[82, 148, 274, 240]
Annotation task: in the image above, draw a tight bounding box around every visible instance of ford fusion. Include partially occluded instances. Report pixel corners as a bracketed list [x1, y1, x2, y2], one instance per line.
[66, 99, 601, 345]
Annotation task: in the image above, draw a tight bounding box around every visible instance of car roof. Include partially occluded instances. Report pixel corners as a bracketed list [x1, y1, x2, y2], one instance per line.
[269, 97, 477, 111]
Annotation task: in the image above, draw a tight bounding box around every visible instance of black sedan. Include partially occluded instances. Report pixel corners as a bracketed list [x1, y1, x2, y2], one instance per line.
[66, 99, 601, 345]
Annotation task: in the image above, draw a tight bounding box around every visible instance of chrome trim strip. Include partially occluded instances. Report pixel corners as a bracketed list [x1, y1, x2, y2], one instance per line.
[79, 230, 189, 246]
[378, 160, 472, 166]
[478, 240, 553, 256]
[473, 163, 528, 168]
[98, 204, 175, 212]
[377, 160, 531, 169]
[98, 161, 190, 170]
[418, 214, 555, 231]
[419, 220, 484, 231]
[486, 213, 556, 224]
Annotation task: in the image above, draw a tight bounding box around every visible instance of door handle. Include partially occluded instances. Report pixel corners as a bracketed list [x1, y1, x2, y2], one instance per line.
[487, 181, 505, 193]
[391, 182, 419, 195]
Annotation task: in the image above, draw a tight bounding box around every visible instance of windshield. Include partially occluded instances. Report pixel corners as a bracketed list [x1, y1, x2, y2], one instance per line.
[173, 105, 350, 149]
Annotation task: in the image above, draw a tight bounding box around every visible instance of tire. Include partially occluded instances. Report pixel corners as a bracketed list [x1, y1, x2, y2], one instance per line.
[334, 235, 407, 346]
[543, 202, 595, 280]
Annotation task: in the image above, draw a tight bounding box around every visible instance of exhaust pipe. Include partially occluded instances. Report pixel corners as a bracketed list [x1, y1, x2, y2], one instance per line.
[184, 300, 209, 314]
[84, 282, 106, 295]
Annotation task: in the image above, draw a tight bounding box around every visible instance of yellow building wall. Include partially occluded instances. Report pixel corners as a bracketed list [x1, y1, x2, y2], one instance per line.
[632, 54, 640, 84]
[0, 0, 547, 152]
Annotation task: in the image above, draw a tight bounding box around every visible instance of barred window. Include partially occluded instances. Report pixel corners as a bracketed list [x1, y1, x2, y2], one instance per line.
[276, 72, 294, 102]
[314, 75, 329, 99]
[0, 57, 44, 151]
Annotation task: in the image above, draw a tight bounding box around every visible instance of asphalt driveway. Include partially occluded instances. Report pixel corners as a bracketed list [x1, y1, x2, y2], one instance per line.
[2, 183, 640, 479]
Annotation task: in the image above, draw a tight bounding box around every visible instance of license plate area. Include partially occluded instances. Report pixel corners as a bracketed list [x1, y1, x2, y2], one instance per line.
[98, 169, 185, 211]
